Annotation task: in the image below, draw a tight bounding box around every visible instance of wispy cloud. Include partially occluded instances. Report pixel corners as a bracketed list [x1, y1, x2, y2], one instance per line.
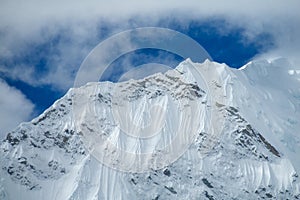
[0, 79, 34, 138]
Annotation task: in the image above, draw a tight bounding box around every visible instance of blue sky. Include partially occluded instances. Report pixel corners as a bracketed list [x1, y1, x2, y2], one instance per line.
[0, 0, 299, 137]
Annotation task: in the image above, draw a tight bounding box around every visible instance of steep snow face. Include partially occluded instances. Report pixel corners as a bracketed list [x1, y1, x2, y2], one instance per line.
[73, 70, 208, 173]
[0, 59, 300, 199]
[233, 59, 300, 173]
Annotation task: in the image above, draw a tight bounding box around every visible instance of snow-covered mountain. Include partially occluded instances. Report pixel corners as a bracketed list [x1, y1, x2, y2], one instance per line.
[0, 59, 300, 199]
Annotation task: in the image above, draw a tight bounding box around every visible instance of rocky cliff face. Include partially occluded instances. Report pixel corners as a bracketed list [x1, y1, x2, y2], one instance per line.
[0, 59, 299, 199]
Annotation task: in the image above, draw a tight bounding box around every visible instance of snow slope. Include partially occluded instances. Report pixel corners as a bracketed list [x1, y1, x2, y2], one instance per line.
[0, 59, 299, 199]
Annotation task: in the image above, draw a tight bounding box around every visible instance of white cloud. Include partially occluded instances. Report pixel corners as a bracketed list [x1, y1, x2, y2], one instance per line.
[0, 79, 34, 138]
[0, 0, 299, 91]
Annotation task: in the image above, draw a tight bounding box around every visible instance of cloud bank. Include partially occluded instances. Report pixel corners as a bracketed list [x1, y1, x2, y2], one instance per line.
[1, 0, 299, 91]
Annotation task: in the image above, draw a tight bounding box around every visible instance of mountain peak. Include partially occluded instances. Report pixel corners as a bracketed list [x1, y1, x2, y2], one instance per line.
[0, 59, 299, 199]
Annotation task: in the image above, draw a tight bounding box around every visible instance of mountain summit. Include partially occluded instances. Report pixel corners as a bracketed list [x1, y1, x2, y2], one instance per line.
[1, 59, 299, 199]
